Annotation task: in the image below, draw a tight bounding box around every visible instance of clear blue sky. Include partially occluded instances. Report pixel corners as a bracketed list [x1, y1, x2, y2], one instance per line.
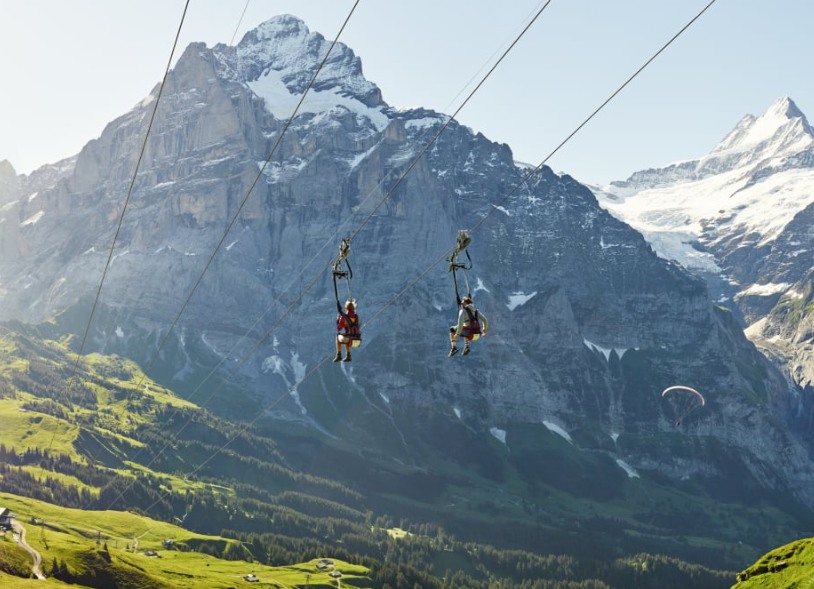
[1, 0, 811, 185]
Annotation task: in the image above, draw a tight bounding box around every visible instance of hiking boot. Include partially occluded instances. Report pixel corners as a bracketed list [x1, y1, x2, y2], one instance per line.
[448, 347, 458, 357]
[462, 346, 470, 356]
[333, 352, 342, 362]
[343, 353, 352, 362]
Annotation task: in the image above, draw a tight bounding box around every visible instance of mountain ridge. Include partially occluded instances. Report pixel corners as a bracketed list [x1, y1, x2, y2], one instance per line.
[1, 15, 813, 574]
[604, 96, 814, 196]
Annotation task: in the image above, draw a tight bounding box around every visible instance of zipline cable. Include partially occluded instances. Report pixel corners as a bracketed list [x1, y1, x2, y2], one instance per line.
[229, 0, 251, 45]
[148, 0, 553, 407]
[127, 0, 361, 397]
[111, 0, 364, 470]
[468, 0, 719, 236]
[369, 1, 721, 328]
[348, 0, 553, 243]
[298, 0, 723, 371]
[47, 0, 191, 450]
[113, 0, 555, 465]
[106, 1, 555, 510]
[104, 256, 336, 510]
[136, 251, 450, 517]
[44, 0, 718, 516]
[109, 0, 717, 515]
[161, 0, 549, 410]
[114, 0, 720, 519]
[450, 0, 552, 110]
[105, 0, 364, 507]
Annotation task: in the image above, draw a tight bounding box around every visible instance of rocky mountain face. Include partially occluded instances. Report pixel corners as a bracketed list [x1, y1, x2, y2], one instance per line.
[593, 97, 814, 398]
[2, 15, 814, 519]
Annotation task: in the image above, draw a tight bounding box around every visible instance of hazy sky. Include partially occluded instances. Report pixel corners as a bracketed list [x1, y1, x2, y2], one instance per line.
[1, 0, 811, 185]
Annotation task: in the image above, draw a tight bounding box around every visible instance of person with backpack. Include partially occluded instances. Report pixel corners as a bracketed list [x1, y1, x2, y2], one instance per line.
[449, 296, 488, 357]
[334, 299, 360, 362]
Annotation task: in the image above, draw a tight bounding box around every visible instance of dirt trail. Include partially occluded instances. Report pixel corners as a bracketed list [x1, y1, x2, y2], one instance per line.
[12, 520, 45, 580]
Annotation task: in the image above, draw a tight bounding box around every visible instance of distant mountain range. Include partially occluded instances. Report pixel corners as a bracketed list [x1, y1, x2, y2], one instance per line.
[1, 15, 814, 573]
[592, 96, 814, 393]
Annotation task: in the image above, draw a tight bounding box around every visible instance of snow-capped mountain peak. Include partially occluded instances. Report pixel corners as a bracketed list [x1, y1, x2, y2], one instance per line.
[771, 95, 806, 120]
[711, 96, 813, 156]
[594, 97, 814, 278]
[207, 15, 388, 130]
[230, 15, 383, 110]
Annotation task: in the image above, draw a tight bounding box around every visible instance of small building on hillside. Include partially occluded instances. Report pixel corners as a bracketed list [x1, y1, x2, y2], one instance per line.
[0, 507, 12, 529]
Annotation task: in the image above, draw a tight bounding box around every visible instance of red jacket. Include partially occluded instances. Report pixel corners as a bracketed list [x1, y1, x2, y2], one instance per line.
[337, 311, 360, 336]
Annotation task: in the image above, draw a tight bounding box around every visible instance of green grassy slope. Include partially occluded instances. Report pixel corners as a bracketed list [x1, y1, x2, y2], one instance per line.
[0, 493, 369, 588]
[733, 537, 814, 588]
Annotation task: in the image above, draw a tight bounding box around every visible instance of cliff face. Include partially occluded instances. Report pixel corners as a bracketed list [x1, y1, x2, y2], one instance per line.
[1, 16, 813, 508]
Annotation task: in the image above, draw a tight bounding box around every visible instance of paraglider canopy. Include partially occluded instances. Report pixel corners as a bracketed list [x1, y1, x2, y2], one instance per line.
[661, 385, 705, 427]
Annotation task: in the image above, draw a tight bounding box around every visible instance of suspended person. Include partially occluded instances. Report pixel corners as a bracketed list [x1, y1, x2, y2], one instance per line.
[449, 296, 488, 357]
[334, 299, 360, 362]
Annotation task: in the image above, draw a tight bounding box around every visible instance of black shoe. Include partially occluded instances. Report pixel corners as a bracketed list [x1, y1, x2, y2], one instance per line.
[333, 353, 342, 362]
[343, 354, 352, 362]
[462, 346, 470, 356]
[448, 347, 458, 357]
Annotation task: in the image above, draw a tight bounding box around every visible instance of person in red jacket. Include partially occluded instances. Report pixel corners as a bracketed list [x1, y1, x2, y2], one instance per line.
[334, 299, 360, 362]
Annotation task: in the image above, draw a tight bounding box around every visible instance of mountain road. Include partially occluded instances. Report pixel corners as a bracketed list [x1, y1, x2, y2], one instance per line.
[11, 519, 45, 580]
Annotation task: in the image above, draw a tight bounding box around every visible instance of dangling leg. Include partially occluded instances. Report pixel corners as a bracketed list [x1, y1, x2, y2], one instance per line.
[462, 337, 471, 356]
[343, 340, 352, 362]
[448, 327, 458, 357]
[334, 336, 343, 362]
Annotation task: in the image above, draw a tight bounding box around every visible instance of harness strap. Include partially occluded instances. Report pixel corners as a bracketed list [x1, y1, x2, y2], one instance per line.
[332, 271, 343, 313]
[459, 305, 481, 339]
[448, 231, 473, 305]
[337, 313, 361, 338]
[332, 238, 353, 312]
